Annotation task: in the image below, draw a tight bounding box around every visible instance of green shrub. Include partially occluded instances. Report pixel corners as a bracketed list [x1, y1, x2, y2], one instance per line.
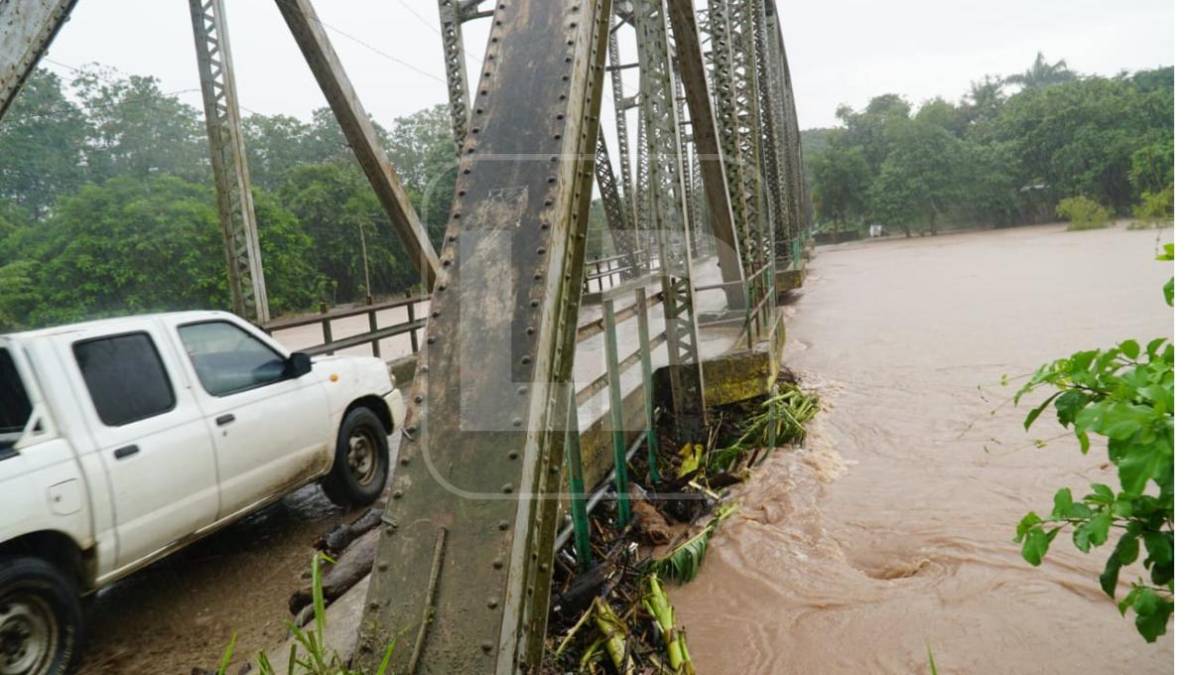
[1131, 184, 1174, 229]
[1013, 245, 1174, 643]
[1056, 196, 1112, 231]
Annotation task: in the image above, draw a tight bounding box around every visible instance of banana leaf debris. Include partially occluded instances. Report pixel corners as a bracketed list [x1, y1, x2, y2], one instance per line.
[545, 372, 819, 673]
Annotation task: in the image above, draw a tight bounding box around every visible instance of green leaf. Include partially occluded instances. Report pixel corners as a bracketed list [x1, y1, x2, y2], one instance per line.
[1073, 512, 1111, 552]
[1146, 338, 1167, 358]
[1021, 527, 1057, 566]
[1024, 391, 1063, 430]
[1087, 483, 1115, 505]
[1132, 588, 1173, 643]
[1015, 512, 1042, 542]
[1117, 438, 1167, 496]
[1118, 340, 1140, 359]
[1162, 278, 1173, 306]
[1099, 555, 1122, 598]
[1118, 587, 1141, 617]
[1050, 488, 1074, 519]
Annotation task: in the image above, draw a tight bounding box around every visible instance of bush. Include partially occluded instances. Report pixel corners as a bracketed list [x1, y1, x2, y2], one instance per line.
[1056, 196, 1112, 231]
[1131, 185, 1174, 229]
[1013, 245, 1174, 643]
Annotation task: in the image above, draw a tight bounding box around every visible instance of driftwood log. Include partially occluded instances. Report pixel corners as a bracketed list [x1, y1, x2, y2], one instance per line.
[291, 526, 380, 616]
[314, 507, 383, 554]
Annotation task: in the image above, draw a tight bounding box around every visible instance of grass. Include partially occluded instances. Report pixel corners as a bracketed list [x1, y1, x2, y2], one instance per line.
[216, 554, 395, 675]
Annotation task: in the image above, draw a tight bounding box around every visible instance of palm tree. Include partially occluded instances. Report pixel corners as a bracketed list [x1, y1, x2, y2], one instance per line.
[1005, 52, 1077, 90]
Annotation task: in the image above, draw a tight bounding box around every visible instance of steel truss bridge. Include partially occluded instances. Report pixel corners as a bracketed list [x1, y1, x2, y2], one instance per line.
[1, 0, 813, 672]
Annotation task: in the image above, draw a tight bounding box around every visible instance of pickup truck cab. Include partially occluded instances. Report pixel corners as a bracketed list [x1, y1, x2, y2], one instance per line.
[0, 311, 404, 675]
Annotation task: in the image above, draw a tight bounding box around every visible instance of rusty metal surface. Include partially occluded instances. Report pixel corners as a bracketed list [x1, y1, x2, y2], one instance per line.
[668, 0, 746, 308]
[0, 0, 78, 120]
[594, 129, 634, 262]
[607, 31, 639, 251]
[274, 0, 442, 288]
[437, 0, 472, 154]
[633, 0, 706, 433]
[356, 0, 613, 671]
[189, 0, 270, 323]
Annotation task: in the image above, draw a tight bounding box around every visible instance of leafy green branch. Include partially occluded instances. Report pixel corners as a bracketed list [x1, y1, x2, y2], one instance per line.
[1012, 245, 1173, 643]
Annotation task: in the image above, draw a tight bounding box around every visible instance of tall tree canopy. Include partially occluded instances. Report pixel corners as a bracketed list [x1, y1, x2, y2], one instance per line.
[804, 54, 1173, 237]
[0, 68, 457, 330]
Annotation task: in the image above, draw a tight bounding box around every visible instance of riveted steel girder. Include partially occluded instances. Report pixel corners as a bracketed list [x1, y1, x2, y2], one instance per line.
[773, 19, 814, 244]
[668, 0, 746, 308]
[275, 0, 442, 288]
[189, 0, 270, 323]
[0, 0, 78, 120]
[634, 0, 705, 432]
[437, 0, 471, 154]
[355, 1, 613, 672]
[608, 31, 638, 240]
[595, 128, 636, 262]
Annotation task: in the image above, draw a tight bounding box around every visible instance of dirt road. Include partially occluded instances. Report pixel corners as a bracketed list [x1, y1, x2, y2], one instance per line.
[671, 223, 1174, 673]
[77, 473, 376, 674]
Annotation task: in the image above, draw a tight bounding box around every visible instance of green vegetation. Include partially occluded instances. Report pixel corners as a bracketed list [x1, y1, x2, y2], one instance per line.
[707, 380, 819, 473]
[1131, 185, 1174, 229]
[216, 554, 395, 675]
[0, 67, 457, 330]
[1013, 246, 1174, 642]
[808, 54, 1173, 238]
[1056, 195, 1112, 231]
[652, 503, 739, 584]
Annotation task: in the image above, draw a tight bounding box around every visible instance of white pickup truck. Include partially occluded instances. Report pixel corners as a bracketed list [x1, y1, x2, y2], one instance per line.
[0, 311, 404, 675]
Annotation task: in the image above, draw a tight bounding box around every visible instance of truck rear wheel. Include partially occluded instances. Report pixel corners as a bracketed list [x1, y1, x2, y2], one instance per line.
[0, 558, 81, 675]
[322, 407, 390, 507]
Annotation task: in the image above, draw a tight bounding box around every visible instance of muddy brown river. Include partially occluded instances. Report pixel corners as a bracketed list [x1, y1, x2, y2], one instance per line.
[671, 223, 1174, 674]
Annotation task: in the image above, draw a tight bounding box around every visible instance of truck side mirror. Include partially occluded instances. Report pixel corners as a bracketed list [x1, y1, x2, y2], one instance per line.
[285, 352, 313, 379]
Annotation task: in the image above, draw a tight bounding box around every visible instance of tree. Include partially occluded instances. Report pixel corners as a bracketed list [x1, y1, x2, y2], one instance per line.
[1005, 51, 1077, 90]
[73, 67, 208, 183]
[868, 119, 963, 235]
[1129, 139, 1174, 198]
[809, 136, 870, 234]
[835, 94, 911, 173]
[11, 175, 321, 328]
[915, 97, 965, 137]
[960, 75, 1007, 134]
[0, 69, 88, 218]
[243, 113, 320, 190]
[388, 104, 457, 246]
[994, 76, 1160, 211]
[279, 162, 415, 304]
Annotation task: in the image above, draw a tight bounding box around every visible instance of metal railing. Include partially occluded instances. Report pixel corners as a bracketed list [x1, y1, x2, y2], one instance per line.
[564, 273, 667, 563]
[263, 292, 429, 358]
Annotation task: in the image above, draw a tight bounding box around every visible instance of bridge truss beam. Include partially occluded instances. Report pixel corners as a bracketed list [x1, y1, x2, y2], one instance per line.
[0, 0, 78, 120]
[189, 0, 270, 323]
[274, 0, 442, 288]
[356, 1, 614, 671]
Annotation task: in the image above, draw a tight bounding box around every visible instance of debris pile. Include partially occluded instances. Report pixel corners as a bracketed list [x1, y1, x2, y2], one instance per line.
[545, 371, 819, 673]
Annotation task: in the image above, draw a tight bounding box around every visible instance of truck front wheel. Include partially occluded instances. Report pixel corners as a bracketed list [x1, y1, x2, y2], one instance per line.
[0, 557, 81, 675]
[322, 407, 391, 507]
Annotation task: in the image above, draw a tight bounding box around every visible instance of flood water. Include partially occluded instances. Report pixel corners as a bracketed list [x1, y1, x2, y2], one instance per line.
[671, 224, 1174, 673]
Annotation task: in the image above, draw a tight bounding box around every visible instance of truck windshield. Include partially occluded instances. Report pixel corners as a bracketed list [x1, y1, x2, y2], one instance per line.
[1, 347, 33, 447]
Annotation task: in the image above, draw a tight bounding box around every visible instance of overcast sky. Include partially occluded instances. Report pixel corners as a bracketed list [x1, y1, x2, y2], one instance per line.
[41, 0, 1174, 131]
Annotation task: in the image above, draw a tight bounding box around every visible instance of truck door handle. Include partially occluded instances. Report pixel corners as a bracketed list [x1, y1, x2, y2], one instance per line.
[114, 445, 139, 460]
[216, 414, 236, 427]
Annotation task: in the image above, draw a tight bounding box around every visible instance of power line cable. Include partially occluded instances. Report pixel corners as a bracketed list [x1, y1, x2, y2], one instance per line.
[394, 0, 486, 66]
[276, 0, 446, 84]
